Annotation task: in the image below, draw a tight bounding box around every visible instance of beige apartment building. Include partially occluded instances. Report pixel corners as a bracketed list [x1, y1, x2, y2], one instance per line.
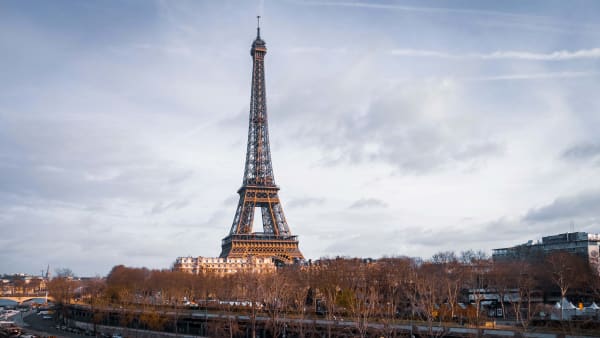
[173, 256, 276, 275]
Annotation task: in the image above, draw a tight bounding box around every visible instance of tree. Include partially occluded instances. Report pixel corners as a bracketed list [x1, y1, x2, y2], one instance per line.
[48, 273, 79, 327]
[284, 267, 311, 338]
[431, 251, 463, 322]
[263, 271, 290, 338]
[460, 250, 491, 329]
[375, 257, 414, 338]
[347, 265, 378, 338]
[412, 262, 444, 337]
[513, 262, 537, 330]
[83, 277, 107, 335]
[545, 252, 590, 320]
[140, 311, 167, 332]
[233, 271, 265, 338]
[55, 268, 75, 278]
[489, 262, 513, 320]
[311, 258, 351, 338]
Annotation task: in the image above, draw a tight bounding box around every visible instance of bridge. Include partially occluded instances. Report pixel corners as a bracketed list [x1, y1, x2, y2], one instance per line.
[0, 296, 53, 304]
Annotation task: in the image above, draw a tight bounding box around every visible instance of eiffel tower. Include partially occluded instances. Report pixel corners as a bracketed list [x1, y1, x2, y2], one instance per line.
[219, 18, 304, 264]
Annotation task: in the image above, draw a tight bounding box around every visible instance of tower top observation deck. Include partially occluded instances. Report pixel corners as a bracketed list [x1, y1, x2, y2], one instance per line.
[251, 16, 266, 55]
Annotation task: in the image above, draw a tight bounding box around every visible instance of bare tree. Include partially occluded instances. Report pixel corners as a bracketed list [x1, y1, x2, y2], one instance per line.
[411, 262, 446, 337]
[311, 258, 347, 338]
[514, 262, 536, 330]
[545, 252, 589, 320]
[460, 250, 491, 332]
[432, 251, 463, 322]
[263, 271, 290, 338]
[82, 277, 107, 335]
[235, 271, 264, 338]
[48, 273, 80, 326]
[285, 268, 311, 338]
[376, 257, 414, 337]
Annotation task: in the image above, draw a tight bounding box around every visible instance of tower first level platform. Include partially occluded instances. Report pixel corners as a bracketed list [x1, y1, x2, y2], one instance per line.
[220, 233, 303, 264]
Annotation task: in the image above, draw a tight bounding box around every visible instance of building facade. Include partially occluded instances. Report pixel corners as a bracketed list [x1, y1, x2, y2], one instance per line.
[0, 274, 47, 296]
[492, 232, 600, 269]
[174, 256, 276, 275]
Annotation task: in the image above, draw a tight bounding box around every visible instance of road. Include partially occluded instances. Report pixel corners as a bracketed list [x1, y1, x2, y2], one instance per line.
[6, 310, 90, 338]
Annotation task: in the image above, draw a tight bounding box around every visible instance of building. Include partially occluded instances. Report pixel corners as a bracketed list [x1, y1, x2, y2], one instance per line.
[174, 256, 276, 275]
[492, 232, 600, 269]
[0, 274, 47, 296]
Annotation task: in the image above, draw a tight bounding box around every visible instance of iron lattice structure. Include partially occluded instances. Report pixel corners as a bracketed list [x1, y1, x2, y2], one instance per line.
[220, 20, 304, 264]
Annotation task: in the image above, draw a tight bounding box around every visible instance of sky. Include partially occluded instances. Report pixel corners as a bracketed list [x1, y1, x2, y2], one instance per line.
[1, 0, 600, 277]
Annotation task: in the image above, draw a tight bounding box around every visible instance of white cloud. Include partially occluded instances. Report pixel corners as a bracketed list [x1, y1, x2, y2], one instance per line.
[289, 0, 548, 19]
[391, 48, 600, 61]
[524, 190, 600, 223]
[349, 198, 388, 209]
[466, 71, 600, 81]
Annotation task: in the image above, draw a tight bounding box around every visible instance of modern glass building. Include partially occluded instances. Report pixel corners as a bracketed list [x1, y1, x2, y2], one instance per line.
[492, 232, 600, 269]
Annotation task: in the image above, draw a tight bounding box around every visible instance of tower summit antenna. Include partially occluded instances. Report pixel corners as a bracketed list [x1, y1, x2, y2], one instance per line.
[256, 15, 261, 38]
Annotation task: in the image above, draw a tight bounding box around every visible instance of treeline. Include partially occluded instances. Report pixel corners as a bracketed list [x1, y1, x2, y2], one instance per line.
[47, 250, 600, 337]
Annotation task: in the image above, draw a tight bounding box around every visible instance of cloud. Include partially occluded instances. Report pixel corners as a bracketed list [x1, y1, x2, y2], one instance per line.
[391, 48, 600, 61]
[324, 231, 402, 258]
[287, 197, 326, 208]
[453, 142, 504, 161]
[349, 198, 388, 209]
[273, 77, 504, 173]
[524, 190, 600, 222]
[222, 195, 240, 206]
[286, 47, 349, 54]
[319, 217, 535, 259]
[561, 142, 600, 161]
[466, 71, 600, 81]
[149, 199, 191, 215]
[285, 47, 600, 62]
[290, 0, 547, 19]
[482, 49, 600, 60]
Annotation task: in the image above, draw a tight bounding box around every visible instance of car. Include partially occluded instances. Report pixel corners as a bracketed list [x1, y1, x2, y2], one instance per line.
[42, 315, 52, 320]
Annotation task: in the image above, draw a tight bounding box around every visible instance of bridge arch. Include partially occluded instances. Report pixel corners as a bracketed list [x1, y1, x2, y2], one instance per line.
[0, 296, 54, 304]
